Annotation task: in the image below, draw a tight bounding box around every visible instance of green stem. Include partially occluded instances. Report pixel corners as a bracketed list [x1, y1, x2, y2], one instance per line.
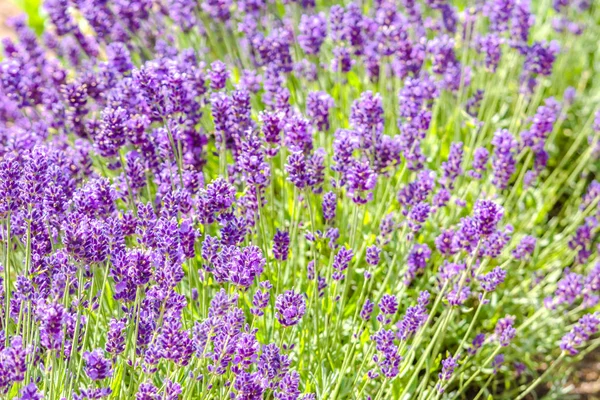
[515, 353, 565, 400]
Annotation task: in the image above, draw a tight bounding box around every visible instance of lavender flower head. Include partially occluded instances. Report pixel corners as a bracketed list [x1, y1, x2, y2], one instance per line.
[273, 229, 290, 261]
[473, 200, 504, 236]
[298, 13, 327, 55]
[306, 91, 335, 131]
[83, 349, 113, 380]
[560, 313, 600, 355]
[366, 245, 381, 266]
[495, 315, 516, 347]
[276, 290, 306, 327]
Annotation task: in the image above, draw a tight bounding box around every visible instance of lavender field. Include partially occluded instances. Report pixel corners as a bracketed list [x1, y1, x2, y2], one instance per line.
[0, 0, 599, 399]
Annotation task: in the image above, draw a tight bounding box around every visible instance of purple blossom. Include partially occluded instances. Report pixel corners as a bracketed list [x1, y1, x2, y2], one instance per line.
[322, 191, 337, 221]
[581, 180, 600, 210]
[485, 0, 515, 32]
[469, 333, 486, 355]
[479, 267, 507, 292]
[407, 202, 431, 232]
[361, 299, 375, 321]
[441, 142, 464, 189]
[346, 159, 377, 204]
[491, 129, 518, 190]
[298, 13, 327, 55]
[83, 349, 113, 380]
[512, 235, 536, 260]
[306, 91, 334, 131]
[521, 98, 561, 152]
[284, 115, 313, 154]
[378, 294, 398, 320]
[397, 294, 429, 340]
[211, 245, 266, 288]
[251, 281, 272, 317]
[568, 217, 596, 264]
[286, 152, 310, 189]
[553, 271, 584, 307]
[366, 245, 381, 266]
[473, 200, 504, 236]
[405, 244, 431, 285]
[106, 319, 126, 356]
[436, 229, 458, 257]
[350, 91, 384, 150]
[469, 147, 490, 179]
[276, 291, 306, 327]
[447, 285, 471, 306]
[477, 34, 502, 72]
[208, 60, 229, 90]
[333, 247, 354, 281]
[511, 0, 534, 48]
[560, 313, 600, 355]
[438, 356, 458, 381]
[456, 217, 480, 253]
[495, 315, 516, 346]
[331, 46, 355, 73]
[273, 229, 290, 261]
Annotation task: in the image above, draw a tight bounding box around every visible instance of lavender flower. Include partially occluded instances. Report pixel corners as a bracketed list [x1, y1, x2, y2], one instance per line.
[322, 191, 337, 221]
[397, 293, 429, 340]
[276, 291, 306, 327]
[438, 356, 458, 381]
[209, 61, 229, 90]
[512, 235, 536, 260]
[83, 349, 113, 380]
[405, 244, 431, 285]
[469, 333, 486, 355]
[106, 319, 126, 356]
[495, 315, 516, 347]
[361, 299, 375, 321]
[560, 313, 600, 355]
[473, 200, 504, 236]
[468, 147, 490, 180]
[298, 13, 327, 55]
[441, 142, 464, 189]
[332, 247, 354, 281]
[436, 229, 458, 256]
[306, 91, 335, 131]
[273, 229, 290, 261]
[479, 267, 507, 292]
[491, 129, 518, 190]
[366, 245, 381, 266]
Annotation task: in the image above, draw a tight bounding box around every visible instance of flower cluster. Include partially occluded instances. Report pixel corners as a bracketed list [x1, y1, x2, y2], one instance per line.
[0, 1, 597, 399]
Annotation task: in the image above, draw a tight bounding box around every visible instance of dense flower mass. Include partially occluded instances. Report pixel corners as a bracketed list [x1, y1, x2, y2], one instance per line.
[0, 1, 598, 399]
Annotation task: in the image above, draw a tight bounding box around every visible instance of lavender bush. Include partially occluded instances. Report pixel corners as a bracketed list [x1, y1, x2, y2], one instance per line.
[0, 0, 599, 399]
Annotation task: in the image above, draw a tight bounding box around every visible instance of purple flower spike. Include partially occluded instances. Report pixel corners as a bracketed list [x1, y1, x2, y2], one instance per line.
[298, 13, 327, 55]
[276, 291, 306, 327]
[83, 349, 113, 380]
[479, 267, 507, 292]
[560, 313, 600, 355]
[333, 246, 354, 281]
[209, 60, 230, 90]
[361, 299, 375, 321]
[306, 91, 335, 131]
[377, 294, 398, 324]
[495, 315, 516, 347]
[322, 191, 337, 221]
[439, 356, 458, 382]
[366, 245, 381, 266]
[273, 229, 290, 261]
[473, 200, 504, 236]
[491, 129, 518, 190]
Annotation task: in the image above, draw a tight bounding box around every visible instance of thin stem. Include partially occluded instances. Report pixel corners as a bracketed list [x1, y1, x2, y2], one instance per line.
[515, 353, 565, 400]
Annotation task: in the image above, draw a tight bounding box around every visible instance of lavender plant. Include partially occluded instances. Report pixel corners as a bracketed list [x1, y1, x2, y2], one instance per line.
[0, 0, 599, 399]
